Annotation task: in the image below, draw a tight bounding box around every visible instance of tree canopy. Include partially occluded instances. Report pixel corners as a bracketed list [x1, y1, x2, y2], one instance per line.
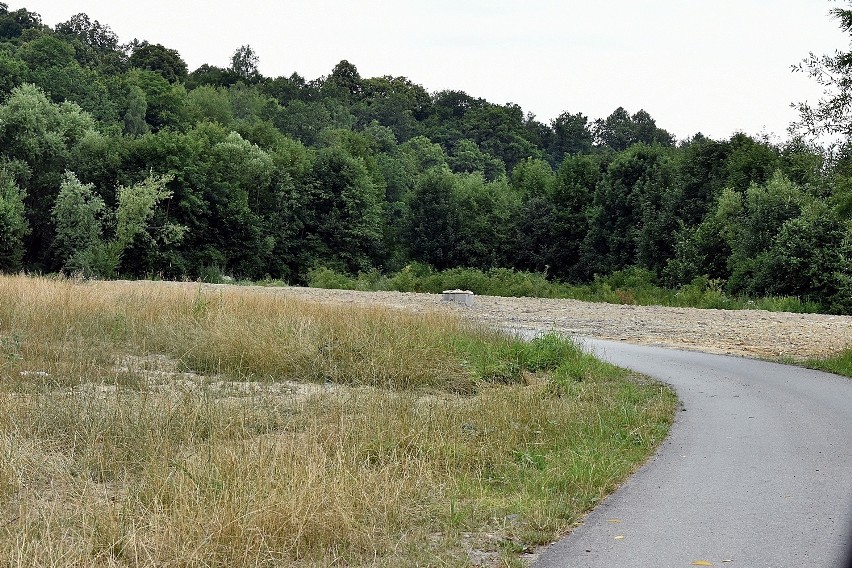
[0, 3, 850, 313]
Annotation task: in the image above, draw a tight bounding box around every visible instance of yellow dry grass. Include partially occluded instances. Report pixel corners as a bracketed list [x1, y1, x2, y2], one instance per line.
[0, 275, 675, 567]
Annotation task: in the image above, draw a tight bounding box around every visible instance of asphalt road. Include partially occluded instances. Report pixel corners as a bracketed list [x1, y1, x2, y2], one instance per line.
[533, 339, 852, 568]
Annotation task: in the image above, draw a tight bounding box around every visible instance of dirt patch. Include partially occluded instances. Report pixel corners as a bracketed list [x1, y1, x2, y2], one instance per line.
[242, 286, 852, 360]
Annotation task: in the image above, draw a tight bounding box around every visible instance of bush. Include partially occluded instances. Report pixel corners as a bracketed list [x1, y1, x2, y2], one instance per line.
[307, 266, 357, 290]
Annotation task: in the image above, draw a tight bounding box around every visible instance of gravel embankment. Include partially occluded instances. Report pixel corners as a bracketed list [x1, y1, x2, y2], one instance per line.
[257, 286, 852, 360]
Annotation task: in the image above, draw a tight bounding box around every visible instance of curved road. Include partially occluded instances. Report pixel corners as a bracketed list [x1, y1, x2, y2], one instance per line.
[533, 339, 852, 568]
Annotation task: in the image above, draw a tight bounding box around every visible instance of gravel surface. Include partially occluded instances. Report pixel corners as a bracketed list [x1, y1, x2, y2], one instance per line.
[262, 287, 852, 360]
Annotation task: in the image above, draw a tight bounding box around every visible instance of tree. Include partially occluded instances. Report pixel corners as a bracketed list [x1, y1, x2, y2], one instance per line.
[299, 146, 383, 274]
[724, 133, 780, 191]
[422, 90, 485, 150]
[461, 102, 542, 170]
[0, 50, 25, 96]
[404, 167, 460, 269]
[631, 109, 675, 146]
[229, 82, 272, 122]
[593, 108, 674, 151]
[354, 75, 429, 141]
[447, 139, 505, 180]
[549, 111, 593, 162]
[125, 69, 190, 131]
[399, 135, 448, 173]
[593, 107, 634, 151]
[675, 136, 732, 226]
[260, 73, 306, 106]
[17, 34, 76, 69]
[54, 12, 124, 72]
[187, 85, 234, 126]
[129, 42, 188, 83]
[0, 170, 28, 271]
[510, 157, 554, 198]
[792, 4, 852, 142]
[583, 144, 678, 275]
[51, 171, 106, 272]
[714, 171, 809, 294]
[186, 63, 239, 89]
[230, 44, 260, 81]
[509, 153, 601, 279]
[759, 201, 850, 306]
[55, 13, 119, 53]
[0, 4, 43, 42]
[327, 59, 362, 97]
[123, 85, 150, 136]
[51, 170, 182, 277]
[453, 174, 520, 269]
[0, 84, 96, 268]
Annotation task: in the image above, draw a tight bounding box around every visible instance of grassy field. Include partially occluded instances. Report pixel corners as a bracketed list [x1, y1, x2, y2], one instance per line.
[0, 275, 676, 567]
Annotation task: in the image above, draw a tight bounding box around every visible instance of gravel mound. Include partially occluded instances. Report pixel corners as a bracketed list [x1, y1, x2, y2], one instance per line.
[272, 287, 852, 360]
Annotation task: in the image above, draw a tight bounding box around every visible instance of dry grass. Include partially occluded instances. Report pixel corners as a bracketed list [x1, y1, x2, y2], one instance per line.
[0, 275, 676, 566]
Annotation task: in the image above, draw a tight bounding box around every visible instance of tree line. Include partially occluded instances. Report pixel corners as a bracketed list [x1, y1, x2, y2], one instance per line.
[1, 3, 851, 313]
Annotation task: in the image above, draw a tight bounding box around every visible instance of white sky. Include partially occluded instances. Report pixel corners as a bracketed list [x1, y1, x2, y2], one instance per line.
[8, 1, 850, 142]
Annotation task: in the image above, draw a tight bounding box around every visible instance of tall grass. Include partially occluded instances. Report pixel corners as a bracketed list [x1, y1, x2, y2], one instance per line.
[0, 275, 675, 566]
[306, 265, 825, 314]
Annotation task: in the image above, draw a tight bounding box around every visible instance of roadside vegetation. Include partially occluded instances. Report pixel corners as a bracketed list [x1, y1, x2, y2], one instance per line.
[804, 349, 852, 378]
[0, 274, 675, 566]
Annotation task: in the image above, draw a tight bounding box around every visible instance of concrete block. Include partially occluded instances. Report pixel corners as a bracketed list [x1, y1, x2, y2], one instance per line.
[442, 289, 474, 306]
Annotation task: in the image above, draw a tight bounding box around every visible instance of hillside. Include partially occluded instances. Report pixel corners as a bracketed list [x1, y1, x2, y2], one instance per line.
[0, 4, 851, 313]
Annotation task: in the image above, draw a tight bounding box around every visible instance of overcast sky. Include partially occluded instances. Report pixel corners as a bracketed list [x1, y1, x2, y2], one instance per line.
[8, 1, 850, 142]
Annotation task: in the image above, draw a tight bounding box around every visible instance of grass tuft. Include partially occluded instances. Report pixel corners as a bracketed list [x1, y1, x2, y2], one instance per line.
[803, 348, 852, 378]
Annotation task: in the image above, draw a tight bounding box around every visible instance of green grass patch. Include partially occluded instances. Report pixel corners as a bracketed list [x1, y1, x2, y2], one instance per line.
[803, 348, 852, 378]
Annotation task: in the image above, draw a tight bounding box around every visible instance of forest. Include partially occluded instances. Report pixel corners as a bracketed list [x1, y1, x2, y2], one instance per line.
[1, 3, 851, 313]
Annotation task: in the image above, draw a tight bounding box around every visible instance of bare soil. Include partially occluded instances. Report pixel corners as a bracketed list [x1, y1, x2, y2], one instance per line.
[251, 286, 852, 360]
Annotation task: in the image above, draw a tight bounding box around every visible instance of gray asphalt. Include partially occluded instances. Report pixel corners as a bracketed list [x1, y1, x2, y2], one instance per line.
[533, 338, 852, 568]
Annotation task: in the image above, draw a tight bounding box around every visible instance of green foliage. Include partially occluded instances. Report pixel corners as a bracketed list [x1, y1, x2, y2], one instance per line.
[523, 333, 581, 372]
[0, 4, 849, 314]
[714, 171, 815, 296]
[115, 173, 180, 249]
[0, 4, 43, 41]
[126, 69, 190, 131]
[128, 42, 187, 83]
[0, 170, 28, 270]
[51, 171, 182, 278]
[548, 111, 593, 163]
[300, 145, 383, 274]
[54, 12, 123, 73]
[593, 107, 674, 151]
[122, 85, 149, 136]
[51, 171, 106, 273]
[447, 138, 505, 180]
[306, 266, 358, 290]
[583, 144, 678, 276]
[792, 4, 852, 141]
[230, 44, 259, 81]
